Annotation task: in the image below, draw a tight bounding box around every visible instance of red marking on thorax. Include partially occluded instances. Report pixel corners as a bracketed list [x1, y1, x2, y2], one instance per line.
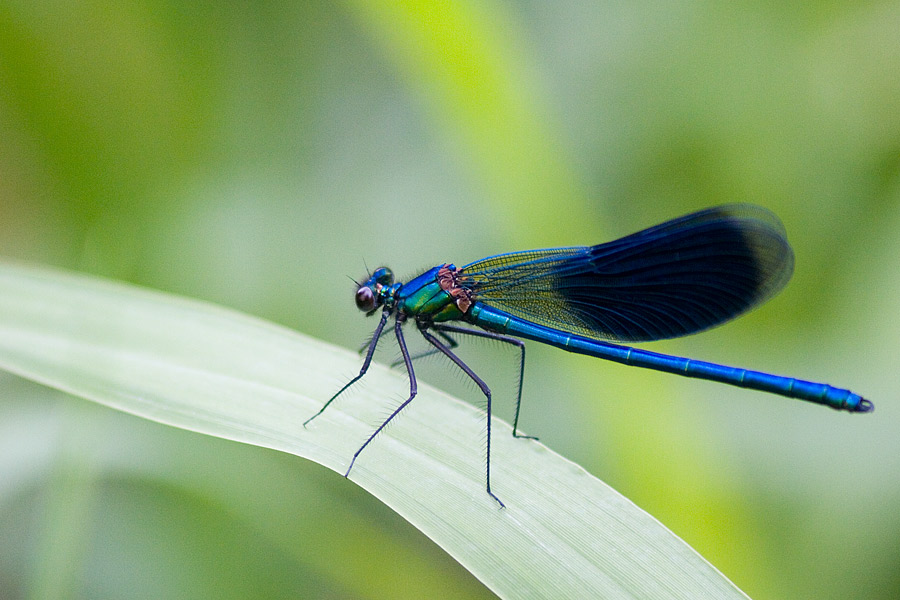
[437, 264, 474, 313]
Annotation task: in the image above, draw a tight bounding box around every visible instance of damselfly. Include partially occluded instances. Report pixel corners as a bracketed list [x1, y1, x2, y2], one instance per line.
[306, 204, 872, 507]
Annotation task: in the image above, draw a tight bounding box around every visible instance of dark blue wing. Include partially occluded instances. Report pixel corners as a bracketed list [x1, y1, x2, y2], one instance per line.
[458, 204, 794, 342]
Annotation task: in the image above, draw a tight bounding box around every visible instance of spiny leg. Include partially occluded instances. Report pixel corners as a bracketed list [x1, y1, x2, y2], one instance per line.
[345, 315, 418, 477]
[418, 323, 505, 508]
[304, 309, 390, 428]
[430, 324, 536, 441]
[389, 329, 458, 368]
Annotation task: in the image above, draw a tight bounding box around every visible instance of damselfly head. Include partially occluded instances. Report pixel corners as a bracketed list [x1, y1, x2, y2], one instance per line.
[355, 267, 395, 314]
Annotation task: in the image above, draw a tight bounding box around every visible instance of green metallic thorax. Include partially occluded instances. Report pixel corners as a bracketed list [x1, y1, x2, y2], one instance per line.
[395, 266, 467, 323]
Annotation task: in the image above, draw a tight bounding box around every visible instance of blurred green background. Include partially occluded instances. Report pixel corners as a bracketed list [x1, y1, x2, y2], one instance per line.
[1, 1, 898, 598]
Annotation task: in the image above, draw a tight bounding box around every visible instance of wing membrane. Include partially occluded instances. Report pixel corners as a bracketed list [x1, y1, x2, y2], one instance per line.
[459, 204, 794, 342]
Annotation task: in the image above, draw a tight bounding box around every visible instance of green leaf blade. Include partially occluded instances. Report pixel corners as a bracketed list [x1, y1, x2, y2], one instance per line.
[0, 260, 748, 600]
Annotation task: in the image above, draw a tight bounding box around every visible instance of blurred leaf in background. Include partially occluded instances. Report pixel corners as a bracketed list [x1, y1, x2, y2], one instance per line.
[0, 1, 898, 599]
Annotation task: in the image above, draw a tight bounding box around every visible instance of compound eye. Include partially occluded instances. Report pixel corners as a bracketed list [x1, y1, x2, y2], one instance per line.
[355, 286, 376, 312]
[372, 267, 394, 286]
